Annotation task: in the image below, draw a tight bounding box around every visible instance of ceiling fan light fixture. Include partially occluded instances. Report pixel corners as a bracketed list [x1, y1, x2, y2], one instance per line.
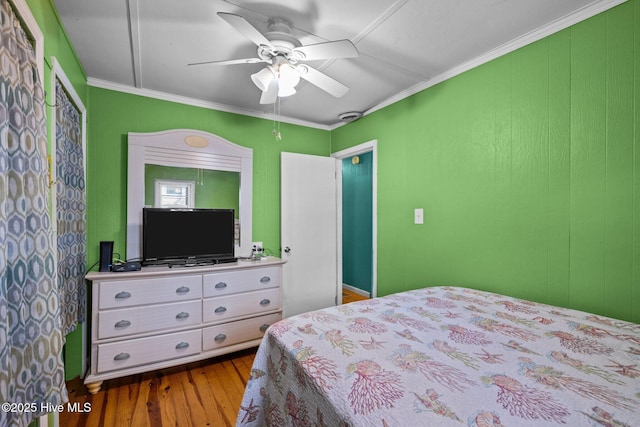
[193, 13, 358, 106]
[278, 84, 296, 97]
[251, 66, 276, 91]
[277, 63, 300, 97]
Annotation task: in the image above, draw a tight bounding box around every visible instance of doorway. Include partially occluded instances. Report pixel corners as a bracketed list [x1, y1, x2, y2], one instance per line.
[333, 140, 377, 302]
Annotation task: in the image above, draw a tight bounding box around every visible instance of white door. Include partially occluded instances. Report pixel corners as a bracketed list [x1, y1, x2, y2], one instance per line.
[281, 152, 338, 317]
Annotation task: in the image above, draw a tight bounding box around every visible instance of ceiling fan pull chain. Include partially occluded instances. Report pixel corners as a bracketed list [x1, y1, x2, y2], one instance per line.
[272, 99, 282, 141]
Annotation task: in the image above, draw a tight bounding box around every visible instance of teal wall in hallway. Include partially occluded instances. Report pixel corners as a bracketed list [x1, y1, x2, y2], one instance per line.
[342, 152, 373, 294]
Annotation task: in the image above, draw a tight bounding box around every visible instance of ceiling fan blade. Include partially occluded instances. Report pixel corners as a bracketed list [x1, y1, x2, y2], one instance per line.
[293, 39, 358, 61]
[188, 58, 266, 66]
[259, 79, 279, 104]
[296, 65, 349, 98]
[218, 12, 273, 48]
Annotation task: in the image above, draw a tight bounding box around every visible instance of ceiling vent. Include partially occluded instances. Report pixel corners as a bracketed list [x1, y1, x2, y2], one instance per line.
[338, 111, 363, 123]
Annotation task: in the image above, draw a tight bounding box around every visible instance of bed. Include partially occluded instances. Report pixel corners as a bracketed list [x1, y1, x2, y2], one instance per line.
[235, 286, 640, 426]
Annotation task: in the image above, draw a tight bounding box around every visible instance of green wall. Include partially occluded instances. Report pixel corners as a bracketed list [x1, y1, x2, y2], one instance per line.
[332, 0, 640, 323]
[86, 87, 331, 266]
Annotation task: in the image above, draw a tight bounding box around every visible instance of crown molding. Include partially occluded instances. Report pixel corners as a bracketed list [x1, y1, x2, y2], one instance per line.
[362, 0, 627, 119]
[87, 78, 332, 131]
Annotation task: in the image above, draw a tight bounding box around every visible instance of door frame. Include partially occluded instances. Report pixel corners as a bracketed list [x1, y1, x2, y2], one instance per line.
[332, 140, 378, 301]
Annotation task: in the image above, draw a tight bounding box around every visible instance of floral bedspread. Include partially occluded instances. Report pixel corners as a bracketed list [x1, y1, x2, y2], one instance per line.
[236, 286, 640, 426]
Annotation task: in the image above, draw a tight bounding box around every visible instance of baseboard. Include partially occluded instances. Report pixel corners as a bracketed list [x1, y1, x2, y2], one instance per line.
[342, 284, 370, 298]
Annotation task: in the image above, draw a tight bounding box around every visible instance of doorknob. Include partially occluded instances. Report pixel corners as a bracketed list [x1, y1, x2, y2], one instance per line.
[284, 246, 291, 254]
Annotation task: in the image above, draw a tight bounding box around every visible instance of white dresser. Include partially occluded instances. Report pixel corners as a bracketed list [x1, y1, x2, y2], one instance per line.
[84, 258, 284, 394]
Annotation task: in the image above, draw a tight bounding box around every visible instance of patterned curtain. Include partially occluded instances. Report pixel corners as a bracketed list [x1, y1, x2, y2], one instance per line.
[0, 0, 68, 426]
[55, 78, 86, 335]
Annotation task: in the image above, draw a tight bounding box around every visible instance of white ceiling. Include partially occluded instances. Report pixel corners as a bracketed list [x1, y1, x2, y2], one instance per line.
[52, 0, 623, 129]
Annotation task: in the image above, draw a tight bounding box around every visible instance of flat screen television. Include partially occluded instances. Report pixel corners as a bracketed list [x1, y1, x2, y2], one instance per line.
[142, 207, 236, 266]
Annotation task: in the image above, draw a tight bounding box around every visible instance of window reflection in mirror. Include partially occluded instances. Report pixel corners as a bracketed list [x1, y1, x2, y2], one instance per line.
[154, 179, 195, 208]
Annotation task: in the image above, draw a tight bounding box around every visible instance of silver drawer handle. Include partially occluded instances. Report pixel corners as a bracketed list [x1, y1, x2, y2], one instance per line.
[215, 282, 228, 289]
[114, 320, 131, 328]
[175, 312, 190, 320]
[259, 299, 271, 306]
[175, 342, 190, 350]
[176, 286, 190, 294]
[214, 333, 226, 343]
[259, 324, 270, 332]
[113, 352, 130, 361]
[115, 291, 131, 300]
[260, 276, 271, 283]
[214, 306, 227, 314]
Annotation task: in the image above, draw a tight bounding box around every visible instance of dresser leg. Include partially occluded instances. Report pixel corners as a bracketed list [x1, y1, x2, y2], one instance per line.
[86, 381, 103, 394]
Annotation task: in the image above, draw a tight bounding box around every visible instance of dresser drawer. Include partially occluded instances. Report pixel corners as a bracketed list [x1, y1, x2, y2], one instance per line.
[98, 275, 202, 309]
[98, 300, 202, 339]
[203, 288, 280, 324]
[203, 313, 281, 351]
[203, 266, 280, 297]
[96, 329, 201, 373]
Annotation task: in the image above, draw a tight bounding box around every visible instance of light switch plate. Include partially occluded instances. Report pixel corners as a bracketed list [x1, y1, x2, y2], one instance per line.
[414, 208, 424, 225]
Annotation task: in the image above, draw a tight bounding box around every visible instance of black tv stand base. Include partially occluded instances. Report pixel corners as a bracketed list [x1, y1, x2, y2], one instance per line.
[165, 258, 238, 268]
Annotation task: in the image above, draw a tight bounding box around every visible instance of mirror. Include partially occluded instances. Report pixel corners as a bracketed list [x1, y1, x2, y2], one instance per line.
[127, 129, 253, 260]
[145, 164, 241, 242]
[145, 165, 239, 210]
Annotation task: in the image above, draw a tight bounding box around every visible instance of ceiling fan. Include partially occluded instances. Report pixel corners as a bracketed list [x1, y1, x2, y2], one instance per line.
[189, 12, 359, 104]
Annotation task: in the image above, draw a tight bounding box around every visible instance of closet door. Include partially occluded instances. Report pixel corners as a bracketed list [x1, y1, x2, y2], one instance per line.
[281, 152, 338, 317]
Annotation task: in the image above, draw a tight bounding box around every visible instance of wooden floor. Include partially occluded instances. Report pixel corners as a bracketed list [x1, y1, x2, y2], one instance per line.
[342, 287, 369, 303]
[60, 348, 257, 427]
[61, 288, 368, 426]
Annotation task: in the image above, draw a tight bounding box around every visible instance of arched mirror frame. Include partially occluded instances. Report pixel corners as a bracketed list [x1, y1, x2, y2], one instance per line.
[126, 129, 253, 260]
